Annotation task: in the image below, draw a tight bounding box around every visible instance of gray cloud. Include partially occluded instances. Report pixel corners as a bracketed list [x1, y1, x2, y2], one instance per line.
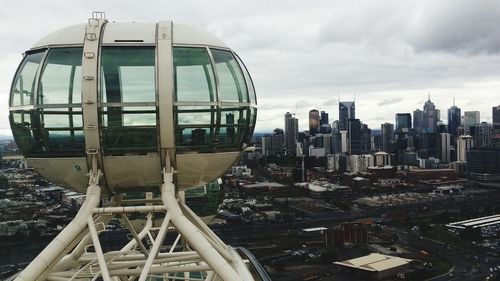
[0, 0, 499, 136]
[377, 97, 402, 106]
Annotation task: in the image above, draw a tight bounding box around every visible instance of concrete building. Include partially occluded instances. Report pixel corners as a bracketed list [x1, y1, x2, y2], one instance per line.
[457, 135, 473, 162]
[493, 105, 500, 148]
[348, 119, 362, 155]
[473, 122, 493, 148]
[374, 151, 391, 167]
[439, 133, 451, 163]
[413, 109, 423, 132]
[284, 112, 298, 156]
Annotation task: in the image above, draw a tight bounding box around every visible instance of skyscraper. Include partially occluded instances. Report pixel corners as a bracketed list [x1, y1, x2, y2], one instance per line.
[464, 111, 480, 135]
[320, 111, 329, 126]
[413, 109, 423, 132]
[447, 103, 461, 137]
[457, 135, 473, 162]
[473, 122, 493, 148]
[381, 122, 394, 153]
[339, 101, 355, 131]
[438, 133, 451, 163]
[494, 105, 500, 130]
[348, 119, 362, 155]
[493, 105, 500, 148]
[284, 112, 299, 156]
[309, 109, 320, 136]
[395, 113, 412, 132]
[423, 96, 438, 132]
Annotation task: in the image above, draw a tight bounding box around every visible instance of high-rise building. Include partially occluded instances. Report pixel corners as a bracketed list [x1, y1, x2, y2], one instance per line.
[447, 104, 461, 137]
[361, 123, 372, 153]
[494, 105, 500, 130]
[423, 95, 438, 132]
[309, 109, 320, 136]
[473, 122, 493, 148]
[493, 105, 500, 148]
[438, 133, 451, 163]
[381, 122, 394, 153]
[284, 112, 299, 155]
[464, 111, 480, 135]
[320, 111, 329, 126]
[466, 147, 500, 176]
[457, 135, 473, 162]
[339, 101, 355, 131]
[413, 109, 424, 132]
[262, 129, 284, 156]
[348, 119, 362, 155]
[395, 113, 412, 132]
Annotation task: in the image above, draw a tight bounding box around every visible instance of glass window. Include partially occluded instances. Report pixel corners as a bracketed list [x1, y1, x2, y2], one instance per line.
[101, 47, 155, 103]
[173, 47, 216, 102]
[175, 106, 214, 126]
[235, 54, 256, 105]
[10, 51, 44, 106]
[39, 48, 82, 105]
[100, 47, 157, 155]
[211, 49, 248, 103]
[176, 127, 213, 146]
[217, 107, 249, 147]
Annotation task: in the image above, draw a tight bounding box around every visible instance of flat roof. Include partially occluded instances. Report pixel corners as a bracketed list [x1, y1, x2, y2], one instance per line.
[447, 214, 500, 229]
[334, 253, 412, 272]
[302, 227, 327, 232]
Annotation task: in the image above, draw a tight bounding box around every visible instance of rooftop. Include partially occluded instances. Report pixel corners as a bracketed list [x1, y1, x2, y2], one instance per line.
[334, 253, 412, 272]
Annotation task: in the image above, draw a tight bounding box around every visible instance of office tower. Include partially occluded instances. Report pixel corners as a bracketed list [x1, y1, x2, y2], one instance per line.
[340, 131, 348, 153]
[339, 101, 355, 131]
[320, 111, 329, 125]
[395, 113, 412, 132]
[226, 113, 235, 139]
[309, 109, 320, 136]
[457, 135, 473, 161]
[361, 123, 372, 153]
[438, 133, 451, 163]
[320, 134, 333, 155]
[348, 119, 362, 155]
[494, 105, 500, 130]
[464, 111, 480, 135]
[473, 122, 493, 148]
[381, 122, 394, 153]
[331, 120, 339, 133]
[423, 96, 438, 132]
[466, 147, 500, 176]
[332, 132, 342, 154]
[284, 112, 299, 155]
[447, 103, 461, 137]
[493, 105, 500, 148]
[413, 109, 424, 132]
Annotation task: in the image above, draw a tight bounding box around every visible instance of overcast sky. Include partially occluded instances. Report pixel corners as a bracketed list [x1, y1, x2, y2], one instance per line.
[1, 0, 500, 135]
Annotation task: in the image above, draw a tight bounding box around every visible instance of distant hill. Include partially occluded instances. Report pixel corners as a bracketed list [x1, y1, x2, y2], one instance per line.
[0, 135, 13, 141]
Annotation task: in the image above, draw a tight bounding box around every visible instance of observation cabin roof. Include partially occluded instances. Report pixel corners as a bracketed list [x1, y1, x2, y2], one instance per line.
[32, 21, 228, 49]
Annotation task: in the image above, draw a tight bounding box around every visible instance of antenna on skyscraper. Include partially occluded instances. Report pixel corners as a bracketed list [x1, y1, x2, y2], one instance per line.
[428, 92, 431, 101]
[453, 97, 455, 106]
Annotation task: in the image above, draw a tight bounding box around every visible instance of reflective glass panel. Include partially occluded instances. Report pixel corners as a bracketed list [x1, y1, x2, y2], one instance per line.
[176, 127, 213, 146]
[235, 54, 256, 105]
[175, 106, 214, 126]
[211, 49, 248, 103]
[100, 47, 157, 155]
[39, 48, 82, 105]
[101, 47, 155, 103]
[10, 51, 44, 106]
[173, 47, 215, 102]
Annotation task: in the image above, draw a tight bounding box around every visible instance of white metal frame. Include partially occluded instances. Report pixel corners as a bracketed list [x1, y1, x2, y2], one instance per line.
[15, 166, 256, 281]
